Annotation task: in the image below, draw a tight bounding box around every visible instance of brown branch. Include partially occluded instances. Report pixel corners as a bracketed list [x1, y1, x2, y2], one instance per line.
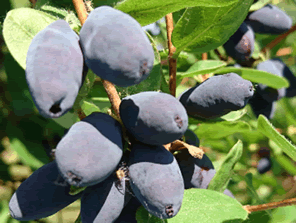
[165, 13, 177, 97]
[243, 198, 296, 213]
[29, 0, 37, 8]
[72, 0, 121, 118]
[102, 81, 121, 118]
[261, 23, 296, 54]
[202, 52, 207, 60]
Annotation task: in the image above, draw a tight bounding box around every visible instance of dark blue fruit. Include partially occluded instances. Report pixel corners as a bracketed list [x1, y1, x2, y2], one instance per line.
[79, 6, 154, 87]
[268, 58, 296, 98]
[179, 73, 254, 119]
[175, 150, 234, 198]
[9, 161, 82, 221]
[55, 112, 123, 187]
[257, 157, 272, 174]
[26, 20, 84, 118]
[184, 129, 200, 147]
[245, 4, 292, 34]
[249, 91, 276, 119]
[175, 150, 214, 189]
[223, 22, 255, 62]
[81, 174, 126, 222]
[129, 143, 184, 219]
[120, 91, 188, 145]
[114, 197, 142, 223]
[256, 60, 286, 102]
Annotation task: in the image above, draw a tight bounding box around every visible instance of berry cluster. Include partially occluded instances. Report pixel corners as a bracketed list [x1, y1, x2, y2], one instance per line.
[8, 2, 294, 223]
[222, 4, 296, 119]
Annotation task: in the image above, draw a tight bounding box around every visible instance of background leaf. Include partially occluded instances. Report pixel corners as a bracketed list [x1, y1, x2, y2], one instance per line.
[208, 140, 243, 192]
[172, 0, 253, 56]
[115, 0, 238, 26]
[3, 8, 57, 69]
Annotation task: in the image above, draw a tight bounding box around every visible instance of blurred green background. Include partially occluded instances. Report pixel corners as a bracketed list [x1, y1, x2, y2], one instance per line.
[1, 0, 296, 222]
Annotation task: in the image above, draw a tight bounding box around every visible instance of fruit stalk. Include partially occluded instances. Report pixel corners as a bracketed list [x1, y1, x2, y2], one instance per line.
[243, 197, 296, 213]
[262, 23, 296, 54]
[72, 0, 121, 118]
[165, 13, 177, 97]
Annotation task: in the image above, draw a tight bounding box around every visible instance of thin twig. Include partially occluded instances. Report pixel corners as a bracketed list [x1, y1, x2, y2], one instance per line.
[29, 0, 37, 8]
[165, 13, 177, 97]
[261, 23, 296, 54]
[202, 52, 207, 60]
[243, 198, 296, 213]
[72, 0, 122, 118]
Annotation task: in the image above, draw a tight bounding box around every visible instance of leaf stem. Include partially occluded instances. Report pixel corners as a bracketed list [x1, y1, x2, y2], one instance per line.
[261, 23, 296, 54]
[165, 13, 177, 97]
[243, 198, 296, 213]
[72, 0, 122, 118]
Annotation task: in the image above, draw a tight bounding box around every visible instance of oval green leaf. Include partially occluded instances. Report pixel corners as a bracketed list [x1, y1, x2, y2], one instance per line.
[114, 0, 238, 26]
[215, 67, 289, 89]
[178, 60, 227, 78]
[3, 8, 57, 69]
[168, 189, 248, 223]
[172, 0, 253, 56]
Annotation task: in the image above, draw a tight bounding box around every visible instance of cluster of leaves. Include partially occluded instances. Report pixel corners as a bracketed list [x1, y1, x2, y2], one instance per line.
[1, 0, 296, 222]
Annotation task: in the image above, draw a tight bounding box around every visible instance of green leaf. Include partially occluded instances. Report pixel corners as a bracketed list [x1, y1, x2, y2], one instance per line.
[80, 100, 100, 116]
[177, 60, 227, 78]
[208, 140, 243, 192]
[244, 173, 264, 205]
[115, 0, 238, 26]
[249, 0, 271, 11]
[214, 67, 289, 89]
[3, 8, 57, 69]
[172, 0, 253, 56]
[167, 189, 248, 223]
[269, 206, 296, 223]
[194, 121, 251, 139]
[9, 138, 44, 169]
[136, 206, 167, 223]
[220, 109, 247, 122]
[257, 115, 296, 162]
[0, 200, 10, 223]
[274, 154, 296, 176]
[51, 111, 77, 129]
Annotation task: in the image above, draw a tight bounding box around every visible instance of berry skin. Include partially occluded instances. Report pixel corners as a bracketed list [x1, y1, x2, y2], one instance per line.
[79, 6, 154, 87]
[179, 73, 254, 119]
[55, 112, 123, 187]
[120, 91, 188, 145]
[9, 161, 82, 221]
[129, 143, 184, 219]
[256, 59, 286, 102]
[245, 4, 292, 34]
[223, 22, 255, 62]
[257, 157, 272, 174]
[26, 20, 84, 118]
[175, 150, 235, 198]
[114, 197, 142, 223]
[249, 91, 276, 119]
[267, 58, 296, 98]
[175, 150, 214, 189]
[80, 174, 126, 223]
[184, 129, 200, 147]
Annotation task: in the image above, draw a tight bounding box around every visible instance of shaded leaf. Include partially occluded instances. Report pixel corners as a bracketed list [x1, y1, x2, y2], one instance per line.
[208, 140, 243, 192]
[136, 206, 167, 223]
